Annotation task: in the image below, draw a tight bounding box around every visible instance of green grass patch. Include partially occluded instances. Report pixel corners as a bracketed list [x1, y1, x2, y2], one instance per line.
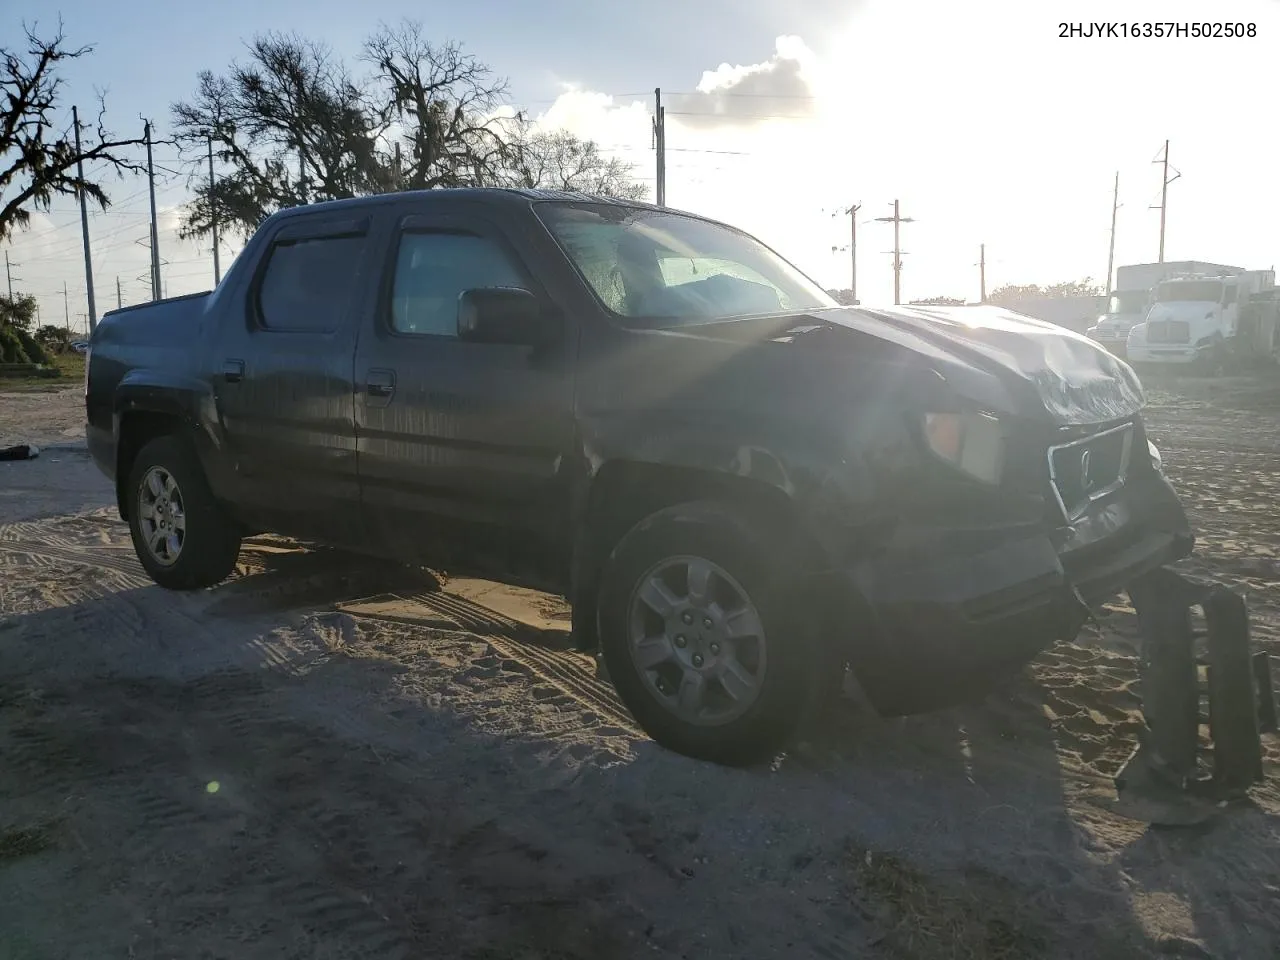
[0, 352, 84, 393]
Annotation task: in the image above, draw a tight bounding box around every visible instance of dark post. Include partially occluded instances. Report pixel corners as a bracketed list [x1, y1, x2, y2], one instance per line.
[1203, 586, 1263, 792]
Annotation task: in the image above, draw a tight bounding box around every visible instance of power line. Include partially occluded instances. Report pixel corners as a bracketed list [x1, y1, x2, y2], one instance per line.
[663, 110, 812, 121]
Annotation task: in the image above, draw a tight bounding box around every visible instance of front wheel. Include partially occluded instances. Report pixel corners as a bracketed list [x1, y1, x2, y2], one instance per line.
[596, 501, 815, 765]
[126, 435, 242, 590]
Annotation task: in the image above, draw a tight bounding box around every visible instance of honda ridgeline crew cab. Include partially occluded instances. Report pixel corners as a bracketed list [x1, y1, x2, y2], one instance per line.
[85, 189, 1193, 764]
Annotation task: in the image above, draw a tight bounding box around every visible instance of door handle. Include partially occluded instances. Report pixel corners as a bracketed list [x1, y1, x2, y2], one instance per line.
[365, 368, 395, 405]
[222, 359, 245, 383]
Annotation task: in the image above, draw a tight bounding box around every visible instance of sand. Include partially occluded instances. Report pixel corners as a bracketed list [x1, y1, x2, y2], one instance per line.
[0, 380, 1277, 959]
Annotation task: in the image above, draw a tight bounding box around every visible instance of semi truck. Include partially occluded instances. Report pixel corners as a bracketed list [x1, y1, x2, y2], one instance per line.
[1087, 261, 1243, 357]
[1126, 268, 1277, 368]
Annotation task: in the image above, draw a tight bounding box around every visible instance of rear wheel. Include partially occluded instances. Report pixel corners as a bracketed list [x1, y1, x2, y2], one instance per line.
[126, 435, 241, 590]
[597, 501, 815, 765]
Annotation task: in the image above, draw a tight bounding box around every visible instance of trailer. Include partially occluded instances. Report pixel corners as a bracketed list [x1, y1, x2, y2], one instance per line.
[1127, 268, 1276, 369]
[1087, 262, 1244, 358]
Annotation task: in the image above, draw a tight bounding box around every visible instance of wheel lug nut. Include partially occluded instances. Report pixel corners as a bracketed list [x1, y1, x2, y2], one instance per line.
[702, 617, 713, 629]
[674, 635, 687, 648]
[681, 612, 693, 625]
[710, 643, 720, 655]
[692, 654, 704, 667]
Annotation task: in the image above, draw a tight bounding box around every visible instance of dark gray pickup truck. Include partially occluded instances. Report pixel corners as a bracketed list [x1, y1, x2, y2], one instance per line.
[85, 188, 1193, 764]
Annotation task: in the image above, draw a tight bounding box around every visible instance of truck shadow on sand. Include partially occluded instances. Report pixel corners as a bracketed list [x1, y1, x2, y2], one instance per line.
[0, 542, 1275, 958]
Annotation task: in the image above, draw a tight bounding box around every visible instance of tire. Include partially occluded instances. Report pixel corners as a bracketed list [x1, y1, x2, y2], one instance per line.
[596, 501, 815, 765]
[126, 435, 242, 590]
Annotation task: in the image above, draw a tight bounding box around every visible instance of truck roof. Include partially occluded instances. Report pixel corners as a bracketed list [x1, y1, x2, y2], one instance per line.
[266, 187, 666, 224]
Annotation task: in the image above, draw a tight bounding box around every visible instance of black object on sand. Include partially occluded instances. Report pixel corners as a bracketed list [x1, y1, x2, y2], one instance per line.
[0, 443, 39, 461]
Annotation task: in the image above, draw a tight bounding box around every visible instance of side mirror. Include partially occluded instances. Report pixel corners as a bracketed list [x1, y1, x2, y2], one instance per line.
[457, 287, 557, 346]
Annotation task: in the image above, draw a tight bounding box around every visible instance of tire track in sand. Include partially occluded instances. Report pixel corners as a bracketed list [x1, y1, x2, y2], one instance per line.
[339, 589, 640, 736]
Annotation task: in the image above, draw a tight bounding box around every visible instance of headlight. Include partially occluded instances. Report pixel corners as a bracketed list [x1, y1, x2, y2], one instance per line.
[1148, 439, 1163, 474]
[922, 411, 1005, 485]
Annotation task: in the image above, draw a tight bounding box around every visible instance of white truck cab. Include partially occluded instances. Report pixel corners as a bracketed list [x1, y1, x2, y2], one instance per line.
[1086, 289, 1150, 356]
[1127, 269, 1276, 366]
[1087, 261, 1241, 358]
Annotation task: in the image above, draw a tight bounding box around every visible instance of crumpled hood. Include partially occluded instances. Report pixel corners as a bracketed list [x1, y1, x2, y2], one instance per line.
[677, 303, 1145, 426]
[819, 304, 1146, 425]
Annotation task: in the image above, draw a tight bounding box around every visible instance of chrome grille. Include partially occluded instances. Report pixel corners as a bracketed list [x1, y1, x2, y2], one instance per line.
[1047, 423, 1134, 521]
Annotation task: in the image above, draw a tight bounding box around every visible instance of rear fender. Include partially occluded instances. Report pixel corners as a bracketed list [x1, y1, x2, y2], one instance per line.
[113, 372, 226, 513]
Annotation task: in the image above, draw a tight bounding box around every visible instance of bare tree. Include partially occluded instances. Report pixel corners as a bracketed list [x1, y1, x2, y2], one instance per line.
[363, 21, 514, 190]
[173, 21, 647, 239]
[0, 24, 147, 241]
[172, 33, 389, 239]
[504, 128, 646, 199]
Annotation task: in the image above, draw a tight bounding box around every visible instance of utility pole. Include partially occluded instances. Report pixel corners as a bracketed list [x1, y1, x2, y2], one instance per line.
[978, 243, 987, 303]
[1106, 171, 1120, 292]
[145, 121, 161, 300]
[4, 251, 15, 299]
[845, 204, 860, 304]
[1152, 140, 1179, 263]
[208, 135, 222, 285]
[653, 88, 666, 206]
[875, 199, 915, 305]
[72, 105, 99, 331]
[116, 276, 122, 310]
[63, 281, 70, 326]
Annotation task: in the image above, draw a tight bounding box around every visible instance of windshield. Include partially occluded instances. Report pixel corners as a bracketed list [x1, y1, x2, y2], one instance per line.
[534, 201, 837, 327]
[1155, 280, 1224, 303]
[1107, 290, 1148, 315]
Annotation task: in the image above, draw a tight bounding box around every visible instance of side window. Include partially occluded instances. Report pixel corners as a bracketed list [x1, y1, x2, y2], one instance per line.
[1223, 285, 1237, 305]
[258, 233, 366, 333]
[391, 232, 529, 336]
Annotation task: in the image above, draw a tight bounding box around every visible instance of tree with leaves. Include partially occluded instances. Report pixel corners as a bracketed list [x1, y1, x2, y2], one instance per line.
[0, 24, 147, 241]
[909, 296, 965, 306]
[173, 32, 390, 239]
[0, 293, 48, 363]
[986, 279, 1104, 306]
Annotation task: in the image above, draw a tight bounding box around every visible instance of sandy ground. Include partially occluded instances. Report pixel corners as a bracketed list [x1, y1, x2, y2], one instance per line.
[0, 382, 1278, 960]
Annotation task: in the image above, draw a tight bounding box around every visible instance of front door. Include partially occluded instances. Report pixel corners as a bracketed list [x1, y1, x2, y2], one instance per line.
[354, 208, 576, 582]
[210, 211, 377, 546]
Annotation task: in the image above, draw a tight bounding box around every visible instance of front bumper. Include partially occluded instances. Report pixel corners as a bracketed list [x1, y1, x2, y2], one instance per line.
[821, 464, 1193, 716]
[1125, 342, 1211, 364]
[1088, 335, 1129, 358]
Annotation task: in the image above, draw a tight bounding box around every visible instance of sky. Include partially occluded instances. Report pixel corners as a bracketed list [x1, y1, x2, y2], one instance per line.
[4, 0, 1280, 332]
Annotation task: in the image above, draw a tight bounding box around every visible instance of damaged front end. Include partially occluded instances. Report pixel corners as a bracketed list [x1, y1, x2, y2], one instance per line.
[797, 309, 1196, 717]
[837, 410, 1192, 716]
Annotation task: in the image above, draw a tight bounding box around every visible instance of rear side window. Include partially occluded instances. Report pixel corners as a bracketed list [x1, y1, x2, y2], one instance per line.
[257, 234, 366, 333]
[390, 232, 528, 336]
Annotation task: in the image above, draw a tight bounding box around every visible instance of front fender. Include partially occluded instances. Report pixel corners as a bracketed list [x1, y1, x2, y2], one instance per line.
[576, 410, 890, 566]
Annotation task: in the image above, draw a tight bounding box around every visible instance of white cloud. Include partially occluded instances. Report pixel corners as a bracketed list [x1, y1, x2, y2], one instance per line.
[534, 0, 1280, 303]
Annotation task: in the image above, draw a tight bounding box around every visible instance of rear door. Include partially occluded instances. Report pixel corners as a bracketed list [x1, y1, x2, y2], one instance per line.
[211, 211, 377, 546]
[353, 206, 576, 578]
